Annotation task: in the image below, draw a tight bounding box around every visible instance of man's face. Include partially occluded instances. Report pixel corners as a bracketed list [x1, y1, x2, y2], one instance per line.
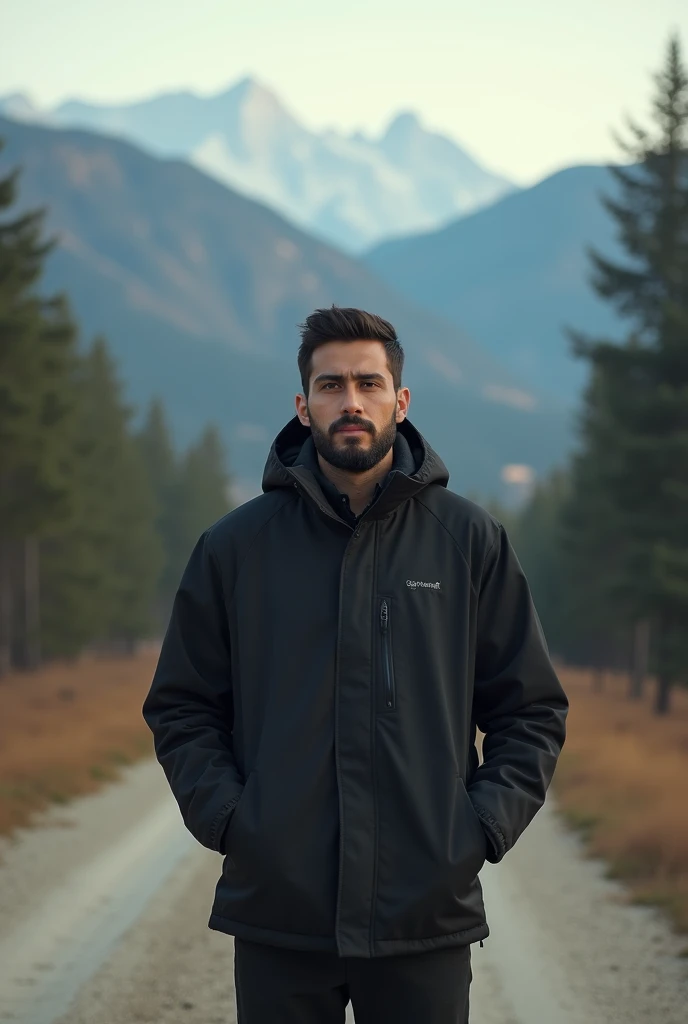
[295, 340, 410, 473]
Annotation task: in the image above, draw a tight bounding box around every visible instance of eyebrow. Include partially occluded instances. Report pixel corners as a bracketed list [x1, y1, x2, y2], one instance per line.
[312, 371, 387, 385]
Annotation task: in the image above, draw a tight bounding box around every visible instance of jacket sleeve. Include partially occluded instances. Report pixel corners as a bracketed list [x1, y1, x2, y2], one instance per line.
[142, 529, 244, 853]
[468, 521, 568, 864]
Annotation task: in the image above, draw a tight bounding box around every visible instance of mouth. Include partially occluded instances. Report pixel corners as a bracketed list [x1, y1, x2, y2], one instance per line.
[336, 426, 368, 434]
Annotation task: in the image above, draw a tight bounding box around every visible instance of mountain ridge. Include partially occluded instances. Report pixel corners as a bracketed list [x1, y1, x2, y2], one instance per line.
[0, 113, 569, 500]
[366, 162, 626, 403]
[0, 81, 516, 252]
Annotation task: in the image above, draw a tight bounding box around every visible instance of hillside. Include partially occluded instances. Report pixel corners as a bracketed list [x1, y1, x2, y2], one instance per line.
[0, 115, 570, 500]
[366, 165, 625, 404]
[1, 81, 515, 253]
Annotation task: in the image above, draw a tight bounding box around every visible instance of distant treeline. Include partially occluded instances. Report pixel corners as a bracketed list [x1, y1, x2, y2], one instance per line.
[0, 142, 232, 677]
[497, 35, 688, 715]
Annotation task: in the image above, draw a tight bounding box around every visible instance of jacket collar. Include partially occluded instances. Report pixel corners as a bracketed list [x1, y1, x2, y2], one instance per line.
[262, 416, 449, 524]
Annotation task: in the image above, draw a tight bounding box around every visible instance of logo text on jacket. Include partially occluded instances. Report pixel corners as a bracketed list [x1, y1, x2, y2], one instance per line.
[406, 579, 441, 590]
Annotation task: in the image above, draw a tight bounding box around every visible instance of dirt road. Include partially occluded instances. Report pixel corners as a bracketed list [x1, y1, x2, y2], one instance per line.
[0, 758, 686, 1024]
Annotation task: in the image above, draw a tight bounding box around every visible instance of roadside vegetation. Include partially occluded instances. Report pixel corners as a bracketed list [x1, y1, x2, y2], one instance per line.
[553, 667, 688, 937]
[0, 650, 157, 836]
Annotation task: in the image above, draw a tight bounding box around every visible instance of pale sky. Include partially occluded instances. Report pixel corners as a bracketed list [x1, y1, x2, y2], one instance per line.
[2, 0, 687, 185]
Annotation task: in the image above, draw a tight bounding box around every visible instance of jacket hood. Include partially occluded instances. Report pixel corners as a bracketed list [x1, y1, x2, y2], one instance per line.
[262, 416, 449, 520]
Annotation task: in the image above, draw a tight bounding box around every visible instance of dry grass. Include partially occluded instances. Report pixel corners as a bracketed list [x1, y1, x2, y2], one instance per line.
[553, 666, 688, 934]
[0, 650, 158, 836]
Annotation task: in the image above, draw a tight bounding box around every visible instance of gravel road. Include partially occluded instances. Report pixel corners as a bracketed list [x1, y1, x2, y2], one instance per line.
[0, 758, 686, 1024]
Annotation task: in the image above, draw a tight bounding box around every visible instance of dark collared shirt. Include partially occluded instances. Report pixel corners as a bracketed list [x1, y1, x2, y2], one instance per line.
[296, 432, 417, 527]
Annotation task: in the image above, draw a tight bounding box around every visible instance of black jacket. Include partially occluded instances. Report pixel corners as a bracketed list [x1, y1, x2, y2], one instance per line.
[142, 417, 568, 958]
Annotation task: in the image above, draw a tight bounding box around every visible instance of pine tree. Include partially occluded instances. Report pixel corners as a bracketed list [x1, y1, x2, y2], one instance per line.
[0, 143, 78, 674]
[173, 424, 232, 583]
[41, 339, 163, 656]
[568, 34, 688, 712]
[136, 399, 180, 629]
[509, 471, 574, 658]
[561, 363, 639, 670]
[136, 409, 233, 634]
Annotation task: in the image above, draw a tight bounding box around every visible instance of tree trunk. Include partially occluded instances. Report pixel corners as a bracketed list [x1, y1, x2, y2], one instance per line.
[592, 666, 605, 692]
[629, 619, 650, 700]
[654, 671, 672, 715]
[0, 539, 14, 678]
[22, 536, 41, 670]
[123, 636, 137, 656]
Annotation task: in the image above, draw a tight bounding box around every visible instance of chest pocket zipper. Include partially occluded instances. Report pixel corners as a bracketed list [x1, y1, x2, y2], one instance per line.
[380, 598, 396, 711]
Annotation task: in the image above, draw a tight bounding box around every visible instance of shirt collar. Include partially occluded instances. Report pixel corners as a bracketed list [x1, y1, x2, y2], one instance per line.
[294, 431, 417, 525]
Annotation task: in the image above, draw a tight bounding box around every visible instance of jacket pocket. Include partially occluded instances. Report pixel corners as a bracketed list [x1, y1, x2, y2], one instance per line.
[379, 597, 396, 711]
[456, 776, 487, 876]
[373, 768, 488, 941]
[224, 769, 257, 867]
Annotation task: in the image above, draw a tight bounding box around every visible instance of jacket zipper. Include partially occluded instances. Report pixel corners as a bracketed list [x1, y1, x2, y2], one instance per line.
[380, 599, 396, 710]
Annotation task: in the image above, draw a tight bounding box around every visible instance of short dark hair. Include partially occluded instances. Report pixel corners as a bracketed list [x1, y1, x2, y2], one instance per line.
[297, 305, 404, 395]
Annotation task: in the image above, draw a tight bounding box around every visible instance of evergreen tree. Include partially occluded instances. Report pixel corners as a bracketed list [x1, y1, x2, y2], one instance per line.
[0, 143, 78, 674]
[41, 339, 163, 656]
[136, 399, 180, 629]
[568, 34, 688, 712]
[173, 424, 232, 584]
[509, 470, 574, 659]
[560, 364, 639, 671]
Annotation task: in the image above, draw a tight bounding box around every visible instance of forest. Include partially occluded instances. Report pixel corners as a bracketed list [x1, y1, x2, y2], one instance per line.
[0, 151, 232, 674]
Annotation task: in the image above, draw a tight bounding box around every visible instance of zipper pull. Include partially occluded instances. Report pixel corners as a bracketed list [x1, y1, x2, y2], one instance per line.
[380, 599, 389, 632]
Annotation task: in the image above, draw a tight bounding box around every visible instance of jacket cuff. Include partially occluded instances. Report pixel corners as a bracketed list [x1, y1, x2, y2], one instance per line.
[471, 800, 508, 864]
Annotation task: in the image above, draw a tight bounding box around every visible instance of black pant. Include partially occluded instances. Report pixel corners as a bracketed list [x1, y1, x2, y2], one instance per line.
[233, 938, 472, 1024]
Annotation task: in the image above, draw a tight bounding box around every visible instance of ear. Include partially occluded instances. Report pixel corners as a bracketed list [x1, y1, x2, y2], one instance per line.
[395, 387, 411, 423]
[295, 393, 310, 427]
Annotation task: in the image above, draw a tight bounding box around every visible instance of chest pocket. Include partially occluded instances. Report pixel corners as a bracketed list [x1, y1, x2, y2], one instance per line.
[378, 596, 397, 713]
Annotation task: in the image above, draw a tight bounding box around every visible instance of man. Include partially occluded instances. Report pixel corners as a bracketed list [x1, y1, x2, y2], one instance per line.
[142, 306, 568, 1023]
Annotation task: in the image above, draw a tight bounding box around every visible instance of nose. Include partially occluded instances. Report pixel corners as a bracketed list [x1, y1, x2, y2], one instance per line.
[340, 383, 364, 416]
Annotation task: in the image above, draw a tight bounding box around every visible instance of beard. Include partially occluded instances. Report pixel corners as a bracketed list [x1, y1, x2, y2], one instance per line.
[309, 408, 398, 473]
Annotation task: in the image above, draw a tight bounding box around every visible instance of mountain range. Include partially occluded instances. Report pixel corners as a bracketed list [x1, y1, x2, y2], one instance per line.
[366, 163, 624, 403]
[0, 81, 515, 253]
[0, 115, 568, 503]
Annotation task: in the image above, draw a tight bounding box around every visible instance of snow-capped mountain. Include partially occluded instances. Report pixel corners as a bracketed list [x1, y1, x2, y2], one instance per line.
[1, 80, 515, 252]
